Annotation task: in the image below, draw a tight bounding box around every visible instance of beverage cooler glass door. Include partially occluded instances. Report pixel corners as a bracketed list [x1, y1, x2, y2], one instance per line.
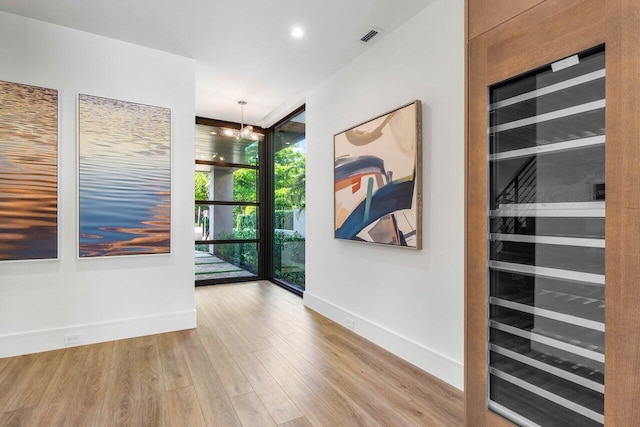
[487, 47, 605, 426]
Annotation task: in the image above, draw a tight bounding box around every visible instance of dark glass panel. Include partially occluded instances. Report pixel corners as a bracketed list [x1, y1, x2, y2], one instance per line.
[490, 217, 604, 239]
[272, 109, 306, 291]
[490, 242, 604, 275]
[493, 78, 605, 126]
[491, 49, 605, 104]
[490, 376, 603, 427]
[195, 243, 258, 281]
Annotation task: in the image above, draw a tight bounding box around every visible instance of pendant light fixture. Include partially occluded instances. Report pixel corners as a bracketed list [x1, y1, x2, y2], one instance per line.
[237, 100, 254, 140]
[221, 100, 261, 141]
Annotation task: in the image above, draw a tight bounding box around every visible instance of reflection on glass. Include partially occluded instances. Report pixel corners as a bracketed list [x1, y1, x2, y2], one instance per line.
[194, 204, 257, 241]
[273, 110, 306, 291]
[490, 217, 604, 238]
[487, 47, 605, 426]
[490, 146, 604, 206]
[195, 124, 260, 166]
[195, 243, 257, 281]
[490, 242, 604, 274]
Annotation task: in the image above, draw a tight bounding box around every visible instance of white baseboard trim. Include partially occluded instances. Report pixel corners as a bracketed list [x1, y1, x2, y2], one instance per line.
[0, 309, 197, 358]
[303, 292, 463, 390]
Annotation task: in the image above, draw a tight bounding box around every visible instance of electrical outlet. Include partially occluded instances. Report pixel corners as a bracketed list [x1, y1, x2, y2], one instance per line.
[346, 317, 354, 329]
[64, 333, 82, 346]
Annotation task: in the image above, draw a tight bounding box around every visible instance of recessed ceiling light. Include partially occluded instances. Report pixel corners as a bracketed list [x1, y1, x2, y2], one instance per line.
[291, 26, 304, 39]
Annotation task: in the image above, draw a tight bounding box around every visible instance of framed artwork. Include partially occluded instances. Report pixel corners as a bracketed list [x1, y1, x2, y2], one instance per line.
[334, 100, 422, 249]
[78, 94, 171, 257]
[0, 80, 58, 261]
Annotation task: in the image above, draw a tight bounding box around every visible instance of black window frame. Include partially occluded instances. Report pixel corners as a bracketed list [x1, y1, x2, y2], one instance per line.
[194, 107, 306, 295]
[194, 116, 267, 286]
[265, 104, 306, 296]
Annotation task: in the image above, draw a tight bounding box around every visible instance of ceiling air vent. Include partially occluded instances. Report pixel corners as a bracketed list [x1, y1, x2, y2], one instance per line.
[360, 27, 382, 43]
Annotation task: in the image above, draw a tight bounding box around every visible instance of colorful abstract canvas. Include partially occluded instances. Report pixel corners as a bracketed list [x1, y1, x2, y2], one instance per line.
[0, 81, 58, 261]
[78, 94, 171, 257]
[334, 101, 422, 249]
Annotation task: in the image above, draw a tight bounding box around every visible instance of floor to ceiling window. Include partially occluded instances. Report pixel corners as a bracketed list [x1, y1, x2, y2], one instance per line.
[271, 107, 306, 292]
[194, 108, 305, 293]
[194, 118, 264, 284]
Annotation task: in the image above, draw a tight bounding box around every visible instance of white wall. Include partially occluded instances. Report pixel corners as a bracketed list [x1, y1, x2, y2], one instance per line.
[304, 0, 464, 389]
[0, 11, 196, 358]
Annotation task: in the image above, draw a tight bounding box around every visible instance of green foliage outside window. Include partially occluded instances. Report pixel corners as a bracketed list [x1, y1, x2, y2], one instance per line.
[233, 168, 257, 203]
[194, 172, 210, 201]
[213, 230, 258, 275]
[273, 231, 305, 286]
[274, 147, 305, 211]
[194, 142, 305, 288]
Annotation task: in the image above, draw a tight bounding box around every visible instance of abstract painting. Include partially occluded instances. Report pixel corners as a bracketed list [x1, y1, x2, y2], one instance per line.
[0, 81, 58, 261]
[78, 94, 171, 257]
[334, 100, 422, 249]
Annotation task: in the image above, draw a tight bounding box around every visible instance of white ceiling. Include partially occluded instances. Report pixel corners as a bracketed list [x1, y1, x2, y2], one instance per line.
[0, 0, 434, 126]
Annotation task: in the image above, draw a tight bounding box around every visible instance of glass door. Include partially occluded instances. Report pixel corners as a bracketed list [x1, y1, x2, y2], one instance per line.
[194, 119, 264, 284]
[487, 47, 605, 426]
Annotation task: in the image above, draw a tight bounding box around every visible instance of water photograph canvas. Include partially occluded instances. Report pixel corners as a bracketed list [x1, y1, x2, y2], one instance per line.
[334, 100, 422, 249]
[0, 80, 58, 261]
[78, 94, 171, 257]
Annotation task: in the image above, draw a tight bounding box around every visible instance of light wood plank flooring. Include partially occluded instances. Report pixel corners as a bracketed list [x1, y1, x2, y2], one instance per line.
[0, 281, 463, 426]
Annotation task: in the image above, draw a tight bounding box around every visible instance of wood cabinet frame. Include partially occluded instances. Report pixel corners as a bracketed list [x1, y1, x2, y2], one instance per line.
[465, 0, 640, 424]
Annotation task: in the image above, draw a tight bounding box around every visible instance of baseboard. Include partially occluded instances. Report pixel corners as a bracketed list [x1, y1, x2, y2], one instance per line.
[0, 309, 197, 358]
[303, 292, 463, 390]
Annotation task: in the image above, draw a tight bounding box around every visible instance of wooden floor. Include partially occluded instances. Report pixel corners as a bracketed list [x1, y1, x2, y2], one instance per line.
[0, 281, 463, 426]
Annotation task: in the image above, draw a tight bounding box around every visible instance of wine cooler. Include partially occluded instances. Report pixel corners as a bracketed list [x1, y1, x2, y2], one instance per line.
[487, 47, 605, 426]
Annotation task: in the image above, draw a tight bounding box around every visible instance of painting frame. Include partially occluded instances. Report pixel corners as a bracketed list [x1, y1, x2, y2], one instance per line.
[334, 100, 422, 249]
[77, 93, 172, 259]
[0, 80, 60, 262]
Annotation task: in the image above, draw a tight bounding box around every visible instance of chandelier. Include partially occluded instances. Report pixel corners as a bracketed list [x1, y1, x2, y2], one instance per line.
[221, 100, 262, 141]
